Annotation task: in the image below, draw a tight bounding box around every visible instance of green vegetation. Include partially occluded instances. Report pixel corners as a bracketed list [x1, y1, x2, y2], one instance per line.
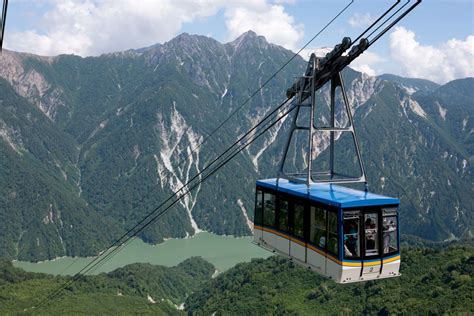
[0, 33, 305, 261]
[0, 78, 122, 261]
[0, 256, 214, 315]
[1, 244, 472, 315]
[186, 244, 474, 315]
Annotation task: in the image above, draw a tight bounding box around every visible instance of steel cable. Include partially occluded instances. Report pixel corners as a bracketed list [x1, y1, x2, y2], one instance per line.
[33, 98, 297, 310]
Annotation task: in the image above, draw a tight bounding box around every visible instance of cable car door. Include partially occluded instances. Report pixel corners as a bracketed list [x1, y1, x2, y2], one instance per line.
[361, 211, 382, 276]
[253, 189, 264, 243]
[342, 210, 362, 279]
[289, 201, 306, 263]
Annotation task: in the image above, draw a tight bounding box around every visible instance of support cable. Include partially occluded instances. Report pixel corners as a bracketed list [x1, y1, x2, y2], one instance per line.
[78, 98, 295, 277]
[33, 0, 423, 308]
[33, 98, 297, 310]
[168, 0, 354, 174]
[52, 0, 354, 278]
[368, 0, 421, 47]
[83, 101, 297, 278]
[366, 0, 410, 41]
[33, 0, 356, 308]
[351, 0, 401, 45]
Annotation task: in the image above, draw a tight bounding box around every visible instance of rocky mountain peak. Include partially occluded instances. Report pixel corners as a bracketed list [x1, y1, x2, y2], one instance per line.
[164, 32, 220, 49]
[236, 30, 259, 40]
[227, 30, 270, 52]
[169, 32, 193, 44]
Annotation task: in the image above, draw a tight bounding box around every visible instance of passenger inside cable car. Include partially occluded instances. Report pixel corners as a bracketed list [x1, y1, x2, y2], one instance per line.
[343, 219, 359, 257]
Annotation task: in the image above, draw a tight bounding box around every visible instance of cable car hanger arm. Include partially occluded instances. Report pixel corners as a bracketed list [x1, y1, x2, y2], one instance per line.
[286, 0, 421, 102]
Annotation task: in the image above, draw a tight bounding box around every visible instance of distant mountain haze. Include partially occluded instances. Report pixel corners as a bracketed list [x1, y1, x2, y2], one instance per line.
[0, 31, 472, 261]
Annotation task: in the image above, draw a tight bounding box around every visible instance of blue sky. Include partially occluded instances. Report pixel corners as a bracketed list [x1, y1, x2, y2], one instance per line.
[4, 0, 473, 83]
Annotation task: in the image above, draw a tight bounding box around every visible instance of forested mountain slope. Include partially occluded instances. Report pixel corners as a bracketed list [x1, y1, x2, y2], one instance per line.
[0, 78, 121, 260]
[0, 244, 472, 315]
[186, 245, 474, 315]
[0, 256, 214, 315]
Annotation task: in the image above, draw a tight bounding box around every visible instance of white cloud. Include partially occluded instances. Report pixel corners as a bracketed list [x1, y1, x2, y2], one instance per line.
[298, 47, 331, 60]
[225, 3, 304, 51]
[6, 0, 303, 56]
[272, 0, 297, 4]
[351, 64, 376, 77]
[389, 26, 474, 83]
[8, 0, 224, 56]
[350, 51, 386, 76]
[348, 13, 372, 28]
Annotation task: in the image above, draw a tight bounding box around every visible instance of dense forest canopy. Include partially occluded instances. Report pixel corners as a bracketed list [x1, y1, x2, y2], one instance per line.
[1, 243, 472, 315]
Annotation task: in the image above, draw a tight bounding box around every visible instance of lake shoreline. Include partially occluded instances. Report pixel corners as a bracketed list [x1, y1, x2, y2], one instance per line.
[13, 232, 269, 276]
[12, 231, 254, 264]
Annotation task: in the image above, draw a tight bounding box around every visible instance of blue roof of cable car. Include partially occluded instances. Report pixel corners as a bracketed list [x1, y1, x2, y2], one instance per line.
[256, 178, 399, 208]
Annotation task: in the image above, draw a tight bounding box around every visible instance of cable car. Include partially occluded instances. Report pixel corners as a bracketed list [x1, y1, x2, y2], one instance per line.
[253, 40, 405, 283]
[253, 178, 400, 283]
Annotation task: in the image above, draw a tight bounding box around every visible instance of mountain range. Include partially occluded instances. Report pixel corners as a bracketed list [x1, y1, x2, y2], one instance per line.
[0, 31, 472, 261]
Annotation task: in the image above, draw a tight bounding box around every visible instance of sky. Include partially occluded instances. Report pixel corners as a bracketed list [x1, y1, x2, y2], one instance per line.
[3, 0, 474, 84]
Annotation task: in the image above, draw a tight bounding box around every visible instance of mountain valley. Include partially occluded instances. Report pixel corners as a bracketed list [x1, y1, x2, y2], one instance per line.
[0, 31, 472, 261]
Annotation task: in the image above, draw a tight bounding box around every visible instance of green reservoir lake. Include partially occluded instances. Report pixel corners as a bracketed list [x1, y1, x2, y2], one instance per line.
[13, 232, 270, 275]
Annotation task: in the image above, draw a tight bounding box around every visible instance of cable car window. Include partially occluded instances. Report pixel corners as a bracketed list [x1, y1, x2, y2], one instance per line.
[279, 199, 289, 232]
[327, 211, 338, 256]
[254, 190, 263, 225]
[343, 212, 360, 259]
[263, 192, 276, 227]
[310, 206, 326, 248]
[364, 213, 379, 256]
[383, 208, 398, 254]
[293, 203, 305, 239]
